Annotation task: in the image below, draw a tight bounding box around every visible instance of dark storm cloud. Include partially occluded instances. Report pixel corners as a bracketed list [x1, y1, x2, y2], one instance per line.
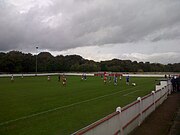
[0, 0, 180, 53]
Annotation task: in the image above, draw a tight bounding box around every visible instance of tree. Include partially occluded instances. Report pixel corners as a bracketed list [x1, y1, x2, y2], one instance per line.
[0, 51, 179, 73]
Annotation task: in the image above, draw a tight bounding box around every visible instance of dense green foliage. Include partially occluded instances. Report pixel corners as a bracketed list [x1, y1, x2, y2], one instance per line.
[0, 51, 179, 73]
[0, 76, 158, 135]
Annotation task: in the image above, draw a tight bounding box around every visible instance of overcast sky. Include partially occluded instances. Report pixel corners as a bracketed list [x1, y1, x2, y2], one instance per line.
[0, 0, 180, 64]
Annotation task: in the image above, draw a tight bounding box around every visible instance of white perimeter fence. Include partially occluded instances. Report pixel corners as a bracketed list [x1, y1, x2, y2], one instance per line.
[0, 73, 165, 78]
[72, 80, 172, 135]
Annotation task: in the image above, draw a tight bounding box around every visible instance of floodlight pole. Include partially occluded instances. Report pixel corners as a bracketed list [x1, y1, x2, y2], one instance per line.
[35, 46, 38, 76]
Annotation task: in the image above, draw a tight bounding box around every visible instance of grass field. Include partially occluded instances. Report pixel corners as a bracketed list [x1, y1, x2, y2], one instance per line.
[0, 75, 160, 135]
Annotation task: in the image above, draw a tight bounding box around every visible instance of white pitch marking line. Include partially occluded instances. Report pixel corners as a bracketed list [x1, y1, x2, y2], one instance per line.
[123, 90, 141, 96]
[0, 87, 140, 126]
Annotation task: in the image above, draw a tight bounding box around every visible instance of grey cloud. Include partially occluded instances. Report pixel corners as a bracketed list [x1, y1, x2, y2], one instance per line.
[121, 52, 180, 64]
[55, 44, 180, 64]
[0, 0, 180, 54]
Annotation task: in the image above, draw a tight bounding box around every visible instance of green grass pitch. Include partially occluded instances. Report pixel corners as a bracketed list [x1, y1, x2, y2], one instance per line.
[0, 75, 159, 135]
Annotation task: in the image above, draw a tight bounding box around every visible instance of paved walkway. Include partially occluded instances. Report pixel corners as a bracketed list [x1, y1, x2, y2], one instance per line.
[169, 107, 180, 135]
[131, 92, 180, 135]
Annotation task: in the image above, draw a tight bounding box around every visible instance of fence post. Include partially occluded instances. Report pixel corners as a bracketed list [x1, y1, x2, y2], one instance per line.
[116, 107, 123, 135]
[152, 91, 155, 111]
[164, 86, 168, 99]
[137, 97, 142, 126]
[160, 88, 164, 104]
[168, 80, 171, 95]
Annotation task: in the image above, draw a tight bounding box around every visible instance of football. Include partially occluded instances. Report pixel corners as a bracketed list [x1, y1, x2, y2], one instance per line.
[132, 83, 136, 86]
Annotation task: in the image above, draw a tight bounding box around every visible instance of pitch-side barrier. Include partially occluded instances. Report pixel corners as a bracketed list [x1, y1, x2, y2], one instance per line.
[0, 73, 167, 78]
[72, 80, 172, 135]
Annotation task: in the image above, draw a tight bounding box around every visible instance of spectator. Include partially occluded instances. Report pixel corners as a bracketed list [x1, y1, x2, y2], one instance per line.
[177, 76, 180, 92]
[171, 76, 176, 92]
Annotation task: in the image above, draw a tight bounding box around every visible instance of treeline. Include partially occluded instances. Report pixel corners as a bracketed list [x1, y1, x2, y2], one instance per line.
[0, 51, 179, 73]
